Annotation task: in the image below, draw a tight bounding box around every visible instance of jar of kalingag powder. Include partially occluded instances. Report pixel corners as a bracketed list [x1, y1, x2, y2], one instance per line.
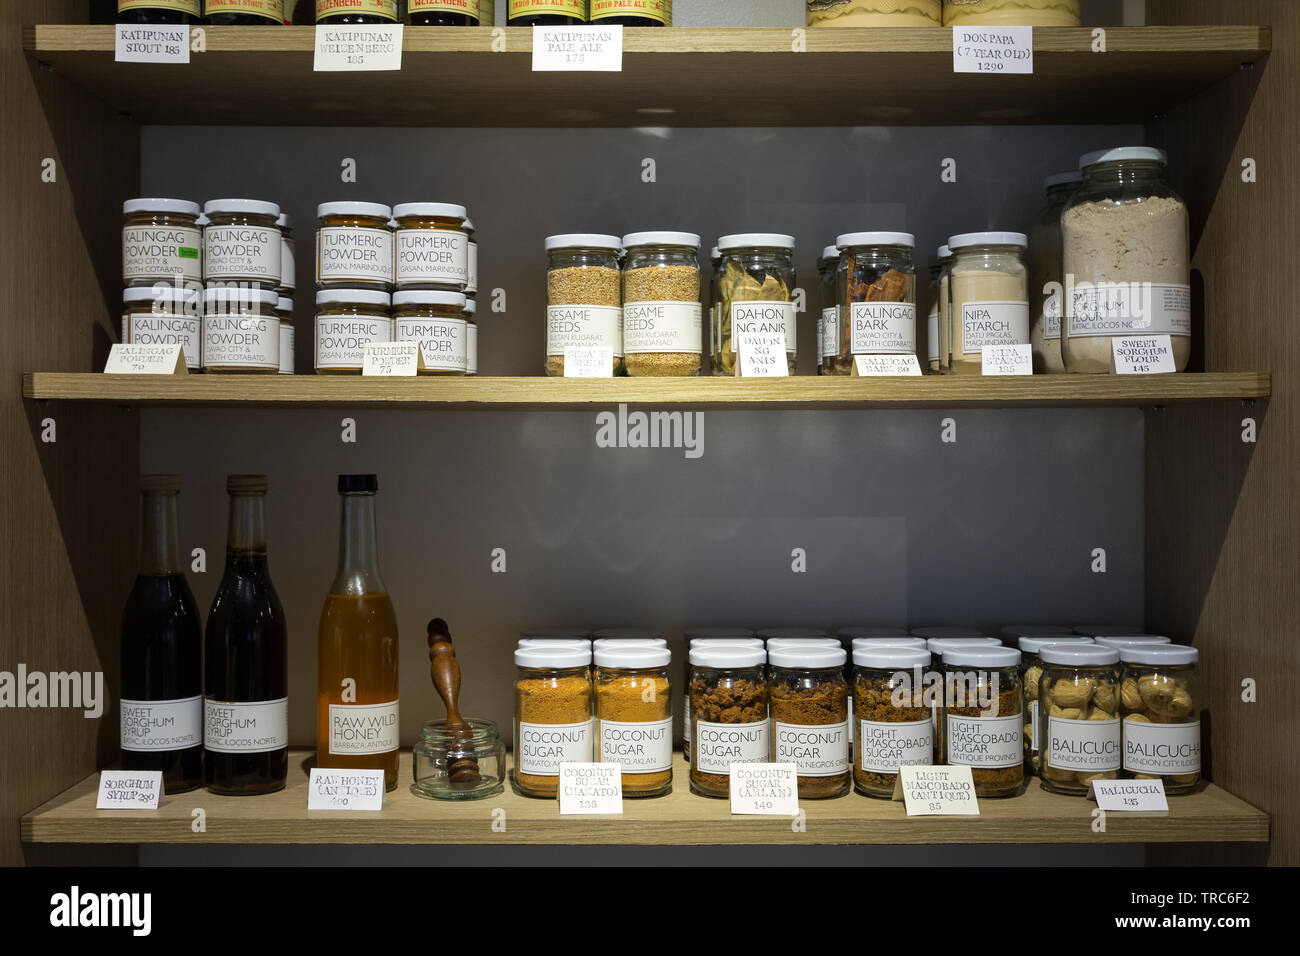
[513, 644, 594, 799]
[621, 232, 703, 377]
[314, 289, 392, 374]
[545, 234, 623, 377]
[122, 198, 202, 288]
[316, 202, 394, 291]
[204, 199, 281, 290]
[393, 290, 467, 376]
[123, 286, 202, 371]
[202, 286, 280, 373]
[947, 232, 1029, 375]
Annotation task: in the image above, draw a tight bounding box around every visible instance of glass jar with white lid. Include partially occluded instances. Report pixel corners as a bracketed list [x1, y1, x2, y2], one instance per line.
[202, 286, 280, 373]
[939, 644, 1024, 797]
[683, 632, 763, 763]
[513, 644, 594, 799]
[834, 231, 917, 375]
[853, 645, 934, 798]
[204, 199, 281, 290]
[123, 286, 202, 372]
[1119, 644, 1200, 794]
[947, 231, 1029, 375]
[314, 289, 392, 374]
[316, 201, 394, 291]
[544, 233, 623, 378]
[393, 202, 469, 291]
[1017, 634, 1094, 775]
[393, 290, 467, 376]
[1038, 643, 1122, 795]
[768, 644, 851, 798]
[621, 231, 703, 377]
[122, 198, 203, 288]
[593, 644, 674, 798]
[715, 233, 797, 376]
[688, 645, 769, 797]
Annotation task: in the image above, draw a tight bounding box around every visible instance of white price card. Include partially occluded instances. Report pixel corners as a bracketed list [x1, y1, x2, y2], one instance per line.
[892, 765, 980, 816]
[854, 354, 923, 376]
[104, 344, 187, 375]
[981, 343, 1033, 375]
[314, 23, 404, 72]
[563, 347, 615, 378]
[96, 771, 162, 810]
[1090, 778, 1169, 812]
[1111, 334, 1177, 374]
[558, 762, 623, 815]
[729, 763, 800, 817]
[737, 332, 790, 377]
[953, 25, 1033, 75]
[115, 25, 190, 64]
[533, 25, 623, 72]
[307, 768, 385, 811]
[362, 342, 422, 377]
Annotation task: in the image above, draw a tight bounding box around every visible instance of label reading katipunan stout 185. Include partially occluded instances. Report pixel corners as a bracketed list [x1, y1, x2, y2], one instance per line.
[316, 314, 392, 370]
[120, 696, 202, 752]
[945, 713, 1021, 768]
[128, 312, 201, 370]
[773, 721, 850, 776]
[203, 315, 278, 369]
[517, 719, 594, 776]
[395, 229, 468, 287]
[329, 701, 400, 755]
[731, 301, 796, 354]
[1123, 719, 1200, 775]
[850, 301, 916, 354]
[204, 226, 280, 284]
[204, 698, 288, 754]
[623, 302, 701, 354]
[317, 227, 394, 287]
[962, 301, 1029, 353]
[1067, 283, 1192, 338]
[695, 720, 769, 775]
[599, 718, 673, 772]
[394, 316, 467, 372]
[857, 719, 933, 773]
[1047, 715, 1121, 772]
[547, 306, 623, 356]
[123, 226, 202, 284]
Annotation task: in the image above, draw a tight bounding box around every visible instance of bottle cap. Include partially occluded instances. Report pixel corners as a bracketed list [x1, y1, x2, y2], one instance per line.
[594, 645, 671, 668]
[622, 231, 701, 249]
[392, 202, 468, 220]
[393, 290, 466, 309]
[515, 645, 592, 668]
[941, 645, 1021, 668]
[835, 231, 915, 249]
[338, 474, 378, 494]
[717, 233, 795, 251]
[947, 231, 1029, 250]
[227, 474, 268, 494]
[768, 645, 847, 668]
[545, 234, 622, 252]
[124, 198, 201, 217]
[205, 198, 281, 218]
[1018, 635, 1094, 654]
[689, 646, 767, 668]
[852, 646, 931, 669]
[1118, 644, 1198, 666]
[316, 289, 391, 308]
[316, 201, 393, 219]
[1039, 644, 1119, 666]
[140, 474, 181, 493]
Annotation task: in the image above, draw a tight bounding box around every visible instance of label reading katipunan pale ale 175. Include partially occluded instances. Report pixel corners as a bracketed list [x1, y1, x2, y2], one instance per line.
[120, 696, 202, 752]
[204, 698, 288, 754]
[773, 721, 850, 776]
[329, 700, 400, 755]
[695, 720, 769, 775]
[517, 719, 594, 775]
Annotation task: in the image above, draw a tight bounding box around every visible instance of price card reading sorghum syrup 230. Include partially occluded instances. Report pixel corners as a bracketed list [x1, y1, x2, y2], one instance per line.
[558, 762, 623, 815]
[533, 26, 624, 72]
[96, 771, 163, 810]
[307, 768, 385, 811]
[893, 765, 979, 816]
[953, 25, 1033, 75]
[729, 763, 799, 816]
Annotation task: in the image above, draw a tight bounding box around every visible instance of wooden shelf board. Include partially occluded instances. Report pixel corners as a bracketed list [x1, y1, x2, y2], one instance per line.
[24, 26, 1271, 127]
[21, 371, 1271, 409]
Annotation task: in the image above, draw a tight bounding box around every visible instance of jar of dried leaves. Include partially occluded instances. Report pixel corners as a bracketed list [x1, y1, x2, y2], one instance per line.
[688, 645, 769, 798]
[833, 232, 917, 375]
[714, 233, 797, 376]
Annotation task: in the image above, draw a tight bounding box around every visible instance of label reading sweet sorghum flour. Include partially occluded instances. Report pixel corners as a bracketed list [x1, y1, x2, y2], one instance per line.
[695, 720, 769, 774]
[773, 721, 850, 776]
[1068, 283, 1191, 337]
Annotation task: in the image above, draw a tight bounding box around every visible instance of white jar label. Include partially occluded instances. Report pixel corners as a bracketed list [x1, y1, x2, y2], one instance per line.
[395, 228, 468, 287]
[279, 322, 295, 374]
[317, 226, 394, 286]
[1067, 282, 1191, 338]
[945, 712, 1021, 768]
[683, 694, 691, 743]
[203, 314, 278, 370]
[773, 720, 850, 776]
[205, 224, 280, 283]
[328, 700, 400, 755]
[129, 312, 201, 370]
[599, 717, 673, 772]
[123, 225, 202, 283]
[695, 720, 769, 775]
[1043, 287, 1062, 338]
[961, 301, 1030, 353]
[857, 718, 934, 773]
[316, 314, 392, 371]
[623, 301, 701, 354]
[821, 306, 839, 358]
[280, 236, 296, 291]
[466, 323, 478, 374]
[120, 696, 202, 752]
[1123, 718, 1200, 775]
[547, 305, 623, 356]
[1046, 716, 1122, 772]
[927, 306, 940, 363]
[517, 719, 594, 776]
[394, 316, 467, 372]
[466, 240, 478, 294]
[204, 697, 288, 754]
[850, 301, 916, 354]
[1030, 700, 1039, 752]
[731, 300, 796, 354]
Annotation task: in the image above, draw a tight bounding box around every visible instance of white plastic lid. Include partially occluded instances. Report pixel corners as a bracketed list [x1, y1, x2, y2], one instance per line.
[942, 645, 1021, 668]
[689, 646, 766, 668]
[852, 637, 928, 650]
[462, 298, 476, 315]
[948, 231, 1028, 250]
[517, 639, 590, 650]
[316, 201, 392, 220]
[838, 626, 911, 640]
[592, 638, 668, 650]
[515, 645, 592, 668]
[521, 627, 590, 639]
[545, 233, 621, 252]
[758, 627, 827, 641]
[1039, 644, 1119, 666]
[277, 296, 293, 312]
[197, 214, 210, 226]
[821, 245, 840, 260]
[926, 637, 1002, 654]
[1044, 170, 1084, 190]
[852, 646, 931, 669]
[717, 233, 795, 251]
[1002, 624, 1070, 639]
[686, 627, 755, 640]
[464, 218, 475, 232]
[710, 247, 721, 259]
[203, 286, 278, 309]
[835, 231, 915, 249]
[593, 645, 671, 668]
[1118, 644, 1198, 666]
[768, 645, 847, 668]
[912, 626, 987, 640]
[393, 290, 466, 309]
[122, 286, 198, 305]
[622, 231, 700, 249]
[276, 213, 292, 229]
[765, 639, 842, 653]
[123, 198, 201, 217]
[1080, 146, 1167, 170]
[689, 638, 765, 650]
[592, 627, 663, 642]
[392, 202, 468, 220]
[1094, 635, 1173, 649]
[204, 198, 280, 217]
[937, 244, 952, 259]
[315, 289, 391, 308]
[1074, 624, 1149, 637]
[1018, 635, 1094, 654]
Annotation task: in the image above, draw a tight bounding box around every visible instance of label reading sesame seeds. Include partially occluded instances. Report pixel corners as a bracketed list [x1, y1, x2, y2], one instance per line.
[563, 347, 615, 377]
[393, 316, 467, 372]
[123, 225, 202, 284]
[622, 301, 702, 355]
[695, 720, 770, 775]
[850, 301, 916, 354]
[316, 314, 393, 371]
[317, 227, 394, 287]
[773, 721, 850, 776]
[395, 229, 468, 288]
[518, 719, 594, 776]
[858, 719, 934, 774]
[548, 305, 623, 357]
[127, 313, 202, 370]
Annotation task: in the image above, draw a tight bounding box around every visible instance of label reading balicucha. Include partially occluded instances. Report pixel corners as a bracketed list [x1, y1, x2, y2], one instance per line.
[204, 698, 288, 754]
[318, 227, 394, 286]
[599, 717, 673, 772]
[1047, 715, 1121, 772]
[695, 720, 769, 775]
[517, 719, 593, 775]
[328, 700, 400, 755]
[123, 225, 202, 283]
[120, 696, 202, 752]
[1123, 719, 1200, 775]
[773, 720, 850, 776]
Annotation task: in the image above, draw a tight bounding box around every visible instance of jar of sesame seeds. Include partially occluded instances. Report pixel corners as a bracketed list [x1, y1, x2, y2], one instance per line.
[545, 234, 623, 377]
[621, 232, 703, 377]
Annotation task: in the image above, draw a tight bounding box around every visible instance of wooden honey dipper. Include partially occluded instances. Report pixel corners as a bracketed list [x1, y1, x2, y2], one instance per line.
[427, 618, 482, 788]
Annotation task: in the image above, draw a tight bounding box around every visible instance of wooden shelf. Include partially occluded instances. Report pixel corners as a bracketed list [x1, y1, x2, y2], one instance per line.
[24, 26, 1270, 127]
[21, 752, 1267, 846]
[22, 371, 1271, 409]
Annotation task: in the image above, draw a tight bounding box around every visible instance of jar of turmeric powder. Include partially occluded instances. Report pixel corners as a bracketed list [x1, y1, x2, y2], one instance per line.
[393, 202, 469, 291]
[940, 645, 1024, 797]
[316, 202, 394, 291]
[853, 646, 933, 798]
[513, 645, 594, 799]
[393, 291, 467, 376]
[689, 645, 768, 798]
[769, 645, 850, 799]
[594, 645, 673, 798]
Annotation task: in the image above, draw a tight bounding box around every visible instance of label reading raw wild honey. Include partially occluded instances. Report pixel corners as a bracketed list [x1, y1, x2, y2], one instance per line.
[590, 0, 670, 23]
[315, 0, 398, 18]
[123, 225, 202, 283]
[205, 0, 284, 20]
[121, 696, 203, 752]
[316, 314, 393, 370]
[329, 700, 400, 755]
[394, 316, 467, 372]
[119, 0, 201, 13]
[510, 0, 585, 17]
[318, 227, 394, 286]
[517, 719, 594, 775]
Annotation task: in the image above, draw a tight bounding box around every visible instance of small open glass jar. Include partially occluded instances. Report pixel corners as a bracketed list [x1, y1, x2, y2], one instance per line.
[545, 234, 623, 377]
[1119, 644, 1200, 794]
[715, 233, 796, 376]
[123, 286, 202, 372]
[408, 0, 480, 25]
[1038, 643, 1121, 796]
[276, 294, 294, 375]
[316, 201, 393, 291]
[122, 198, 202, 288]
[768, 644, 850, 799]
[314, 289, 392, 374]
[1017, 634, 1093, 775]
[939, 644, 1024, 797]
[316, 0, 398, 23]
[507, 0, 586, 25]
[590, 0, 670, 26]
[818, 245, 840, 375]
[202, 286, 280, 373]
[412, 718, 506, 800]
[621, 231, 702, 377]
[594, 644, 673, 798]
[513, 644, 594, 799]
[688, 645, 768, 798]
[393, 202, 469, 291]
[393, 290, 467, 376]
[834, 232, 917, 374]
[947, 231, 1029, 375]
[203, 199, 281, 290]
[853, 646, 933, 798]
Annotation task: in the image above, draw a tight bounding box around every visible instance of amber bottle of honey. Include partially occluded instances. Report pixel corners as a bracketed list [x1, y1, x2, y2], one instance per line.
[317, 475, 400, 790]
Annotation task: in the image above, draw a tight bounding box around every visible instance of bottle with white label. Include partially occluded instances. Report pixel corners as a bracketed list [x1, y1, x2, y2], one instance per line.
[817, 245, 840, 375]
[768, 644, 851, 798]
[203, 198, 281, 290]
[946, 231, 1030, 376]
[393, 290, 467, 375]
[205, 475, 289, 795]
[1038, 643, 1122, 795]
[316, 201, 394, 291]
[202, 286, 280, 373]
[594, 644, 674, 798]
[123, 285, 202, 371]
[851, 646, 933, 798]
[122, 198, 202, 288]
[833, 231, 917, 375]
[513, 644, 594, 798]
[393, 202, 469, 291]
[315, 289, 393, 374]
[120, 475, 203, 793]
[1119, 644, 1200, 794]
[939, 644, 1024, 797]
[688, 644, 768, 797]
[714, 233, 797, 376]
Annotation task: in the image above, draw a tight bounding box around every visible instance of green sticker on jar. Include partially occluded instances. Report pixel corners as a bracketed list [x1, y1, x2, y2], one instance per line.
[178, 247, 199, 259]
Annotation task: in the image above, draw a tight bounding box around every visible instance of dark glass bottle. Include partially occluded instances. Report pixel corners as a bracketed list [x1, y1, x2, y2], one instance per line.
[316, 0, 399, 23]
[118, 1, 202, 24]
[589, 1, 668, 26]
[205, 0, 286, 25]
[120, 475, 203, 794]
[507, 1, 585, 26]
[289, 0, 315, 23]
[408, 1, 477, 24]
[204, 475, 289, 796]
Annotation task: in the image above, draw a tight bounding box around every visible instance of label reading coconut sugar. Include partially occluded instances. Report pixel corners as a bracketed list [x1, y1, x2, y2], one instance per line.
[773, 721, 850, 776]
[395, 229, 468, 288]
[821, 306, 840, 358]
[858, 719, 934, 773]
[518, 720, 594, 776]
[203, 315, 278, 370]
[945, 713, 1021, 768]
[547, 305, 623, 357]
[317, 227, 394, 287]
[329, 701, 400, 755]
[279, 323, 295, 374]
[96, 771, 163, 810]
[962, 301, 1030, 353]
[205, 226, 279, 284]
[927, 306, 940, 364]
[696, 720, 770, 775]
[850, 301, 916, 354]
[127, 314, 202, 370]
[1046, 716, 1122, 773]
[123, 225, 202, 283]
[623, 301, 702, 354]
[204, 698, 288, 754]
[1067, 282, 1191, 337]
[732, 301, 796, 355]
[1123, 719, 1200, 776]
[394, 316, 466, 373]
[120, 696, 202, 752]
[317, 314, 392, 371]
[599, 718, 673, 772]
